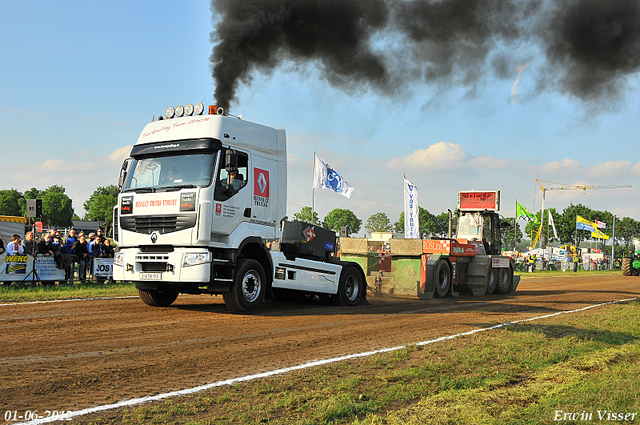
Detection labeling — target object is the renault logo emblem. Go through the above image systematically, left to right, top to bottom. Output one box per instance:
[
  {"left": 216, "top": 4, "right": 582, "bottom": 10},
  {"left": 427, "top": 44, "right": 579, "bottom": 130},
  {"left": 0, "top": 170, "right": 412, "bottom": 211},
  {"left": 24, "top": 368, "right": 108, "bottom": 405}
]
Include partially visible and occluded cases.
[{"left": 150, "top": 232, "right": 159, "bottom": 243}]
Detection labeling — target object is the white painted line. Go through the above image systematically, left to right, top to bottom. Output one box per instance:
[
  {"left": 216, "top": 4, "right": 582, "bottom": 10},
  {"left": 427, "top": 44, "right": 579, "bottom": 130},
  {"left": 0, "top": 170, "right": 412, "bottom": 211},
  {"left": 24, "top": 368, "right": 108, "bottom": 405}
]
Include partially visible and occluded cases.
[
  {"left": 0, "top": 296, "right": 138, "bottom": 307},
  {"left": 17, "top": 296, "right": 639, "bottom": 425}
]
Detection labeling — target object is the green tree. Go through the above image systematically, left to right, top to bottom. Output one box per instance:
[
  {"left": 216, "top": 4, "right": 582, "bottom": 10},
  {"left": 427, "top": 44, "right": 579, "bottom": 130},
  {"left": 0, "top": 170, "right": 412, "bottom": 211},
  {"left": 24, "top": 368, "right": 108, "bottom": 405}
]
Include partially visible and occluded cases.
[
  {"left": 84, "top": 185, "right": 119, "bottom": 215},
  {"left": 85, "top": 186, "right": 119, "bottom": 224},
  {"left": 0, "top": 189, "right": 23, "bottom": 216},
  {"left": 42, "top": 191, "right": 74, "bottom": 227},
  {"left": 88, "top": 194, "right": 117, "bottom": 225},
  {"left": 292, "top": 206, "right": 321, "bottom": 226},
  {"left": 394, "top": 207, "right": 439, "bottom": 237},
  {"left": 323, "top": 208, "right": 362, "bottom": 235},
  {"left": 365, "top": 212, "right": 392, "bottom": 234},
  {"left": 432, "top": 212, "right": 451, "bottom": 238},
  {"left": 616, "top": 216, "right": 640, "bottom": 253},
  {"left": 501, "top": 218, "right": 523, "bottom": 250}
]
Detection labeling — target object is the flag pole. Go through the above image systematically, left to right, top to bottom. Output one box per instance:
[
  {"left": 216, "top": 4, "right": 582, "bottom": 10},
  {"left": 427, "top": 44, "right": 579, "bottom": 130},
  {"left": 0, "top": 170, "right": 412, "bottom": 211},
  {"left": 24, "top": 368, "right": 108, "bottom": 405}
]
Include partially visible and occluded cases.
[
  {"left": 312, "top": 152, "right": 316, "bottom": 216},
  {"left": 514, "top": 199, "right": 517, "bottom": 251}
]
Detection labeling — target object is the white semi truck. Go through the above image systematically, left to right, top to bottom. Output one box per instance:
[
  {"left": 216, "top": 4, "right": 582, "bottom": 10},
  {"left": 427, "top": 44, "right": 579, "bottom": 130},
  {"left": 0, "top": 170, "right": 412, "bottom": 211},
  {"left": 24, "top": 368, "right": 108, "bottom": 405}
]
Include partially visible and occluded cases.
[{"left": 112, "top": 103, "right": 366, "bottom": 312}]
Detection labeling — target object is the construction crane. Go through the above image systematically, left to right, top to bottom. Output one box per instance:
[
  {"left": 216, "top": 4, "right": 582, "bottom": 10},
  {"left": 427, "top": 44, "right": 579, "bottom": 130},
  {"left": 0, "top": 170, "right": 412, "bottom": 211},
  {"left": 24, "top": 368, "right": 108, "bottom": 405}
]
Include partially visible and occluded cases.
[{"left": 533, "top": 179, "right": 632, "bottom": 248}]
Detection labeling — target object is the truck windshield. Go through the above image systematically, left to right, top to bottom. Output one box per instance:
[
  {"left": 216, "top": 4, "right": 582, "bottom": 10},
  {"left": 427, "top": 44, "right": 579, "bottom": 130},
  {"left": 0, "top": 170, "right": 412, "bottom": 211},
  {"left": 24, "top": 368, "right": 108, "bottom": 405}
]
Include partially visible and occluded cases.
[
  {"left": 122, "top": 153, "right": 217, "bottom": 192},
  {"left": 457, "top": 214, "right": 482, "bottom": 240}
]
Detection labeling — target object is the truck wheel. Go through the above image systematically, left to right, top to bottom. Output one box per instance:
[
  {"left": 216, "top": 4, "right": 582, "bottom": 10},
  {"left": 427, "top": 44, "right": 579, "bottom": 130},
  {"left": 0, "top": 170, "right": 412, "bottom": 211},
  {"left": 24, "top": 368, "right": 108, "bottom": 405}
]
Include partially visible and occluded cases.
[
  {"left": 224, "top": 258, "right": 266, "bottom": 313},
  {"left": 622, "top": 258, "right": 632, "bottom": 276},
  {"left": 434, "top": 260, "right": 451, "bottom": 297},
  {"left": 331, "top": 266, "right": 365, "bottom": 306},
  {"left": 496, "top": 266, "right": 513, "bottom": 294},
  {"left": 485, "top": 267, "right": 497, "bottom": 295},
  {"left": 138, "top": 287, "right": 178, "bottom": 307}
]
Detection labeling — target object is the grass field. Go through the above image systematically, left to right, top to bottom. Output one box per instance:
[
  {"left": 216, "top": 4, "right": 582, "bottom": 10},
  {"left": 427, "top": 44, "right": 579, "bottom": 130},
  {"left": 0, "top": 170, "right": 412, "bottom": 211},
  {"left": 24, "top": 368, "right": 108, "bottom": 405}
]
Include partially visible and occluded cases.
[{"left": 0, "top": 281, "right": 137, "bottom": 302}]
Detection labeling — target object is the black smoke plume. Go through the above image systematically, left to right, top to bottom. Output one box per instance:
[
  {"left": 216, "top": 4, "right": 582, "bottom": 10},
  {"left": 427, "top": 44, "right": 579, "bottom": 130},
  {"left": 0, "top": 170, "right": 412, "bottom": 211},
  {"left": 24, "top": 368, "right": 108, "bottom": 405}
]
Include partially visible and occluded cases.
[{"left": 210, "top": 0, "right": 640, "bottom": 110}]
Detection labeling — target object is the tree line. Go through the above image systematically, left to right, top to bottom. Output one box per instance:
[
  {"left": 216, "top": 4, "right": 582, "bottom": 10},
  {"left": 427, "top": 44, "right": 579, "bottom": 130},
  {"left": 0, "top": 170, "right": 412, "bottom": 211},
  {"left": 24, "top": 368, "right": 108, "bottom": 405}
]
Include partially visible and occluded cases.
[{"left": 0, "top": 185, "right": 118, "bottom": 227}]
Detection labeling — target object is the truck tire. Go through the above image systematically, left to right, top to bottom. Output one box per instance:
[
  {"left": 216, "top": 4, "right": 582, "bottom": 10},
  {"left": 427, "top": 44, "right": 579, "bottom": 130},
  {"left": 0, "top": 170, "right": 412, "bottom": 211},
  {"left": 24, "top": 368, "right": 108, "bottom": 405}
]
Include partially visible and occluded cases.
[
  {"left": 224, "top": 258, "right": 267, "bottom": 313},
  {"left": 622, "top": 258, "right": 632, "bottom": 276},
  {"left": 434, "top": 260, "right": 451, "bottom": 297},
  {"left": 496, "top": 265, "right": 513, "bottom": 294},
  {"left": 331, "top": 266, "right": 365, "bottom": 306},
  {"left": 485, "top": 266, "right": 497, "bottom": 295},
  {"left": 138, "top": 287, "right": 179, "bottom": 307}
]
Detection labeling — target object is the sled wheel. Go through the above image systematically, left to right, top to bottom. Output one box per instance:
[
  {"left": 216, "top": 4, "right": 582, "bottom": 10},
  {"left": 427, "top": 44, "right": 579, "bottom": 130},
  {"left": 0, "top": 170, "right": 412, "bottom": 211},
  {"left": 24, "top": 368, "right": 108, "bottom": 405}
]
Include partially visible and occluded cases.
[
  {"left": 434, "top": 260, "right": 451, "bottom": 298},
  {"left": 496, "top": 265, "right": 513, "bottom": 294},
  {"left": 485, "top": 266, "right": 497, "bottom": 295}
]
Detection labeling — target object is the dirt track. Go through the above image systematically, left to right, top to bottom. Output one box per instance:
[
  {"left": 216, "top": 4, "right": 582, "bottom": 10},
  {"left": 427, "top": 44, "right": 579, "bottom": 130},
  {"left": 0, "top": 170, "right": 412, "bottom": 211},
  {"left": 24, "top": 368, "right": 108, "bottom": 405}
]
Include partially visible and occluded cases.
[{"left": 1, "top": 275, "right": 639, "bottom": 417}]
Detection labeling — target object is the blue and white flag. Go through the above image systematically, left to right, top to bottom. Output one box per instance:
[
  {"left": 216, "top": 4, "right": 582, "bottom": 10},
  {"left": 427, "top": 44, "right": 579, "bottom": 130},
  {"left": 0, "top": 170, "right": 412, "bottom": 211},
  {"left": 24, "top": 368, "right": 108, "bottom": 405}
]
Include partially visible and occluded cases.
[
  {"left": 313, "top": 154, "right": 355, "bottom": 198},
  {"left": 404, "top": 177, "right": 420, "bottom": 239}
]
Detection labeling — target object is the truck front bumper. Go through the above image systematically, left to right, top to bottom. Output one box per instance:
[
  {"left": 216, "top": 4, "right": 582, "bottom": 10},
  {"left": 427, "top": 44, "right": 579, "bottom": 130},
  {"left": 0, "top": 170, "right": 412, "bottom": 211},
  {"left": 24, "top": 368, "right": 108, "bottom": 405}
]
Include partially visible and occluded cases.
[{"left": 113, "top": 248, "right": 211, "bottom": 283}]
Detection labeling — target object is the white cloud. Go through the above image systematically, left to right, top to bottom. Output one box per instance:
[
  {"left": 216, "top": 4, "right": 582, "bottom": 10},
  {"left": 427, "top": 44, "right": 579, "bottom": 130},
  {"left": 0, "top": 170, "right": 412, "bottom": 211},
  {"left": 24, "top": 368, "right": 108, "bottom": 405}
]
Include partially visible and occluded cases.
[
  {"left": 386, "top": 142, "right": 511, "bottom": 172},
  {"left": 107, "top": 145, "right": 132, "bottom": 163},
  {"left": 527, "top": 158, "right": 583, "bottom": 177},
  {"left": 585, "top": 160, "right": 636, "bottom": 179}
]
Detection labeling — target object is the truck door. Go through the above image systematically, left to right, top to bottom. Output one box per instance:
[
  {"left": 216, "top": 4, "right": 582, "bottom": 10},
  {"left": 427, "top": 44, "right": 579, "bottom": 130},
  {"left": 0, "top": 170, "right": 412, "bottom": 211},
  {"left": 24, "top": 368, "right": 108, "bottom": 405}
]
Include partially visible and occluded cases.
[
  {"left": 213, "top": 149, "right": 251, "bottom": 235},
  {"left": 249, "top": 155, "right": 277, "bottom": 229}
]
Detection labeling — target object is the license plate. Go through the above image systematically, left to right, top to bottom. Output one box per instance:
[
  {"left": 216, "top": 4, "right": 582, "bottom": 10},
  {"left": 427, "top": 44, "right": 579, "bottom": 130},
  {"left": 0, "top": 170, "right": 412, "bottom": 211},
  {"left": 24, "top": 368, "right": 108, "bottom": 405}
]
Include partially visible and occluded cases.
[{"left": 140, "top": 272, "right": 162, "bottom": 280}]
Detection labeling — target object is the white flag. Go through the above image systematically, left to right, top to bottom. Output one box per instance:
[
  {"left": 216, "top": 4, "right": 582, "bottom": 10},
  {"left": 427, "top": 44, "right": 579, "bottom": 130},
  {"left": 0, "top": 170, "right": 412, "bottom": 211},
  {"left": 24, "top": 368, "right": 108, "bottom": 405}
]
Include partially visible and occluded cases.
[
  {"left": 313, "top": 154, "right": 354, "bottom": 198},
  {"left": 404, "top": 177, "right": 420, "bottom": 239},
  {"left": 548, "top": 210, "right": 558, "bottom": 239}
]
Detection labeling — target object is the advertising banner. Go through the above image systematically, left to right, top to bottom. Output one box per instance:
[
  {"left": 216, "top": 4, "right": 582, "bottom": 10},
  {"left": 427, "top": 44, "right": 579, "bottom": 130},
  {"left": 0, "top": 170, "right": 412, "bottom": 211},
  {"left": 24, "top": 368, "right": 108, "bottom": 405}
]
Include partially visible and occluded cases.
[
  {"left": 0, "top": 253, "right": 65, "bottom": 282},
  {"left": 92, "top": 258, "right": 114, "bottom": 279}
]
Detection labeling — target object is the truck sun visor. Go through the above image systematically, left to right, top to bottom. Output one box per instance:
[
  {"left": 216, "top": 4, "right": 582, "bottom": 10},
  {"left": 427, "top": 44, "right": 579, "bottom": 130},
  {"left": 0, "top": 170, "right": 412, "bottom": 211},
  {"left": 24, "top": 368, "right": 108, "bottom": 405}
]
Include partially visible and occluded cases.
[{"left": 130, "top": 138, "right": 222, "bottom": 157}]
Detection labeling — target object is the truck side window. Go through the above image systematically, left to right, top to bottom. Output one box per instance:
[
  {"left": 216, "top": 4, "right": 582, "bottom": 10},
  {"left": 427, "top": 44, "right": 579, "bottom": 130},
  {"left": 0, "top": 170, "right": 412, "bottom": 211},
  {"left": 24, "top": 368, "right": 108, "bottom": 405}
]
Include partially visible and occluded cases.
[{"left": 215, "top": 150, "right": 248, "bottom": 201}]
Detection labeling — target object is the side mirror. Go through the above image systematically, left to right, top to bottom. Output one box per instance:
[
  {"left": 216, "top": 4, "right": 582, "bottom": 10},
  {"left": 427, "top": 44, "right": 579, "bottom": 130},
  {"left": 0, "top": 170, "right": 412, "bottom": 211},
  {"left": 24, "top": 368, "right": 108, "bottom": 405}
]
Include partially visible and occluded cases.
[
  {"left": 225, "top": 149, "right": 238, "bottom": 173},
  {"left": 118, "top": 158, "right": 132, "bottom": 192}
]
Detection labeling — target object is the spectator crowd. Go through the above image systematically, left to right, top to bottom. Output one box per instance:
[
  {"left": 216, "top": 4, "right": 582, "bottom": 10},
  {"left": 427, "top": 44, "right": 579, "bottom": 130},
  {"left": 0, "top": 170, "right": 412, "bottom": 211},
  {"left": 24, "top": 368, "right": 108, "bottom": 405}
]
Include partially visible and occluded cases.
[{"left": 2, "top": 226, "right": 114, "bottom": 283}]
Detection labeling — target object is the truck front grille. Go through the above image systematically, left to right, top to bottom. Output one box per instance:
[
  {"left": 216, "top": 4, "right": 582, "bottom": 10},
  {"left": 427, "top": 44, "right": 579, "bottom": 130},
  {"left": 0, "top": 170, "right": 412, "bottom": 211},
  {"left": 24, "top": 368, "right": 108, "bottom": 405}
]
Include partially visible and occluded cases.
[
  {"left": 120, "top": 214, "right": 197, "bottom": 235},
  {"left": 141, "top": 262, "right": 168, "bottom": 272}
]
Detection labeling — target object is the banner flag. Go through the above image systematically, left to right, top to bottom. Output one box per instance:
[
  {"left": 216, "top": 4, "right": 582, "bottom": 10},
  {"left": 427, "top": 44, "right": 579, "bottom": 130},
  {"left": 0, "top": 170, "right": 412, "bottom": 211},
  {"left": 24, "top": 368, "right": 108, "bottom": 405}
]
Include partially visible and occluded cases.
[
  {"left": 313, "top": 154, "right": 354, "bottom": 199},
  {"left": 404, "top": 177, "right": 420, "bottom": 239},
  {"left": 516, "top": 201, "right": 539, "bottom": 224},
  {"left": 548, "top": 211, "right": 559, "bottom": 239},
  {"left": 576, "top": 215, "right": 597, "bottom": 232},
  {"left": 596, "top": 220, "right": 607, "bottom": 229},
  {"left": 591, "top": 228, "right": 610, "bottom": 240}
]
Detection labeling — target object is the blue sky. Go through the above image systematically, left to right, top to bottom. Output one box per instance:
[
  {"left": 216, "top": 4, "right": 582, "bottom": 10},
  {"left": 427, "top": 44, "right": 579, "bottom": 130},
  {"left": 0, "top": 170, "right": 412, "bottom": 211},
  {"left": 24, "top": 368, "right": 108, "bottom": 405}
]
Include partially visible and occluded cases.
[{"left": 1, "top": 1, "right": 639, "bottom": 235}]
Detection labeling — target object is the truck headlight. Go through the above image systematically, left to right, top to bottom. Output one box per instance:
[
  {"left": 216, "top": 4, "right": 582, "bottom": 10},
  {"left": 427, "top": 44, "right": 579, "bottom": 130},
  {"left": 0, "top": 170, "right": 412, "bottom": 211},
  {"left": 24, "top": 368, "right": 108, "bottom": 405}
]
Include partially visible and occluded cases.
[
  {"left": 114, "top": 252, "right": 124, "bottom": 267},
  {"left": 182, "top": 252, "right": 212, "bottom": 267}
]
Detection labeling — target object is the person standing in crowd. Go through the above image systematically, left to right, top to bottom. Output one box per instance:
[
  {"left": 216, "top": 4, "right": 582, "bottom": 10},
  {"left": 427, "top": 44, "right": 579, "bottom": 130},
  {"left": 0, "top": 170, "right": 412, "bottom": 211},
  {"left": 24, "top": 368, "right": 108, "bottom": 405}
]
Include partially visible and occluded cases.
[
  {"left": 62, "top": 229, "right": 77, "bottom": 281},
  {"left": 63, "top": 229, "right": 77, "bottom": 254},
  {"left": 22, "top": 231, "right": 35, "bottom": 255},
  {"left": 37, "top": 233, "right": 53, "bottom": 256},
  {"left": 73, "top": 234, "right": 89, "bottom": 281},
  {"left": 6, "top": 235, "right": 24, "bottom": 255},
  {"left": 51, "top": 235, "right": 63, "bottom": 268},
  {"left": 87, "top": 235, "right": 102, "bottom": 279},
  {"left": 88, "top": 236, "right": 102, "bottom": 256},
  {"left": 0, "top": 237, "right": 5, "bottom": 255},
  {"left": 101, "top": 239, "right": 114, "bottom": 258}
]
